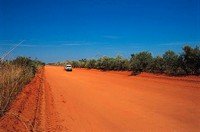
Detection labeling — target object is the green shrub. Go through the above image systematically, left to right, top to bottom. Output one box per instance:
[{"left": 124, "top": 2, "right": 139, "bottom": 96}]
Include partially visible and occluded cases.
[
  {"left": 52, "top": 45, "right": 200, "bottom": 76},
  {"left": 179, "top": 45, "right": 200, "bottom": 75},
  {"left": 162, "top": 50, "right": 185, "bottom": 75},
  {"left": 130, "top": 52, "right": 153, "bottom": 75},
  {"left": 12, "top": 56, "right": 45, "bottom": 74},
  {"left": 113, "top": 56, "right": 130, "bottom": 70},
  {"left": 150, "top": 56, "right": 165, "bottom": 73},
  {"left": 0, "top": 57, "right": 44, "bottom": 116},
  {"left": 96, "top": 57, "right": 112, "bottom": 70},
  {"left": 85, "top": 59, "right": 96, "bottom": 69},
  {"left": 71, "top": 61, "right": 80, "bottom": 68}
]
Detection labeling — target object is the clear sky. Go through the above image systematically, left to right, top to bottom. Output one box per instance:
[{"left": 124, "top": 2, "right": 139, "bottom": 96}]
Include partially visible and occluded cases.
[{"left": 0, "top": 0, "right": 200, "bottom": 62}]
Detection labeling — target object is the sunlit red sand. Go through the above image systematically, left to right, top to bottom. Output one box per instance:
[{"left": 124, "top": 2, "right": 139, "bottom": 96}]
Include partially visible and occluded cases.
[{"left": 1, "top": 66, "right": 199, "bottom": 131}]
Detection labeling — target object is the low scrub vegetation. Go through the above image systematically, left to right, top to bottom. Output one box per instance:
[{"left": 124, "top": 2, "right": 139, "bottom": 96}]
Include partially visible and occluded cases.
[
  {"left": 53, "top": 45, "right": 200, "bottom": 76},
  {"left": 0, "top": 57, "right": 44, "bottom": 116}
]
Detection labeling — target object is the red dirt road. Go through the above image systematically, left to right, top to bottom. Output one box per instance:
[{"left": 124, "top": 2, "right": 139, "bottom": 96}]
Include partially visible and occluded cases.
[{"left": 44, "top": 66, "right": 200, "bottom": 131}]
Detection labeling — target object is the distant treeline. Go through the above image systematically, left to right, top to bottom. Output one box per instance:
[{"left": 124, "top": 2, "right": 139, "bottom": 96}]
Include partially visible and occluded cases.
[{"left": 52, "top": 45, "right": 200, "bottom": 76}]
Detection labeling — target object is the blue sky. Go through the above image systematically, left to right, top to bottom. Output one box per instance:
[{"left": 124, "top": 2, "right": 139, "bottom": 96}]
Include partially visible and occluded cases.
[{"left": 0, "top": 0, "right": 199, "bottom": 62}]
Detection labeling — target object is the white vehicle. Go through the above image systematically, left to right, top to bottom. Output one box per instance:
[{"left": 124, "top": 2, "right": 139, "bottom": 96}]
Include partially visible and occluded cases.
[{"left": 65, "top": 64, "right": 72, "bottom": 71}]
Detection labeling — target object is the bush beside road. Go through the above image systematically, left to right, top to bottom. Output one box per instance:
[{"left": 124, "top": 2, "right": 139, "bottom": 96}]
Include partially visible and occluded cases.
[
  {"left": 53, "top": 45, "right": 200, "bottom": 76},
  {"left": 0, "top": 57, "right": 45, "bottom": 116}
]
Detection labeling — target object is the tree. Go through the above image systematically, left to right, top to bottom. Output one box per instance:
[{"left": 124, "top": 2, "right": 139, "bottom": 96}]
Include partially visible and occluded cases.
[
  {"left": 50, "top": 45, "right": 199, "bottom": 76},
  {"left": 179, "top": 45, "right": 200, "bottom": 75},
  {"left": 162, "top": 50, "right": 185, "bottom": 75},
  {"left": 130, "top": 52, "right": 153, "bottom": 75},
  {"left": 113, "top": 56, "right": 129, "bottom": 70},
  {"left": 150, "top": 56, "right": 165, "bottom": 73},
  {"left": 96, "top": 57, "right": 112, "bottom": 70},
  {"left": 79, "top": 59, "right": 87, "bottom": 68},
  {"left": 85, "top": 59, "right": 96, "bottom": 69},
  {"left": 71, "top": 61, "right": 80, "bottom": 68}
]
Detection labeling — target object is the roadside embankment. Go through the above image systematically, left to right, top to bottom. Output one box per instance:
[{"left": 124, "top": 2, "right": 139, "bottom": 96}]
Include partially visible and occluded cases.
[{"left": 0, "top": 69, "right": 44, "bottom": 131}]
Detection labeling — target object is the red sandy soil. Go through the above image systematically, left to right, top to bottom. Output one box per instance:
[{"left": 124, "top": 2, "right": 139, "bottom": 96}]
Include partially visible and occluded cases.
[
  {"left": 0, "top": 66, "right": 200, "bottom": 131},
  {"left": 0, "top": 69, "right": 44, "bottom": 132}
]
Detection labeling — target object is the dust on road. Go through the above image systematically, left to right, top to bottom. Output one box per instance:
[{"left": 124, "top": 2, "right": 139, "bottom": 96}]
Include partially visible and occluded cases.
[{"left": 44, "top": 66, "right": 200, "bottom": 131}]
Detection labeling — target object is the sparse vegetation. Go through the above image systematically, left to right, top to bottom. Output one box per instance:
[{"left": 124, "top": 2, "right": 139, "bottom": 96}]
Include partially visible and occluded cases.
[
  {"left": 52, "top": 45, "right": 200, "bottom": 76},
  {"left": 0, "top": 57, "right": 44, "bottom": 116}
]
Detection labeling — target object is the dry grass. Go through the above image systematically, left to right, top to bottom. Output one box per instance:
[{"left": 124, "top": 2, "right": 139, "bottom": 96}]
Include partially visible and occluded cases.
[{"left": 0, "top": 63, "right": 34, "bottom": 116}]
